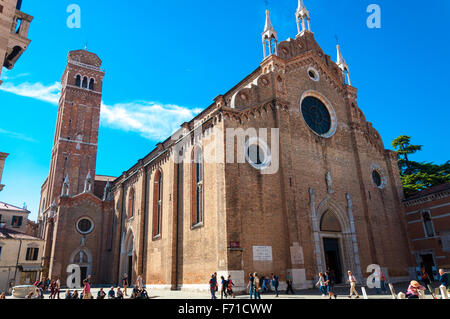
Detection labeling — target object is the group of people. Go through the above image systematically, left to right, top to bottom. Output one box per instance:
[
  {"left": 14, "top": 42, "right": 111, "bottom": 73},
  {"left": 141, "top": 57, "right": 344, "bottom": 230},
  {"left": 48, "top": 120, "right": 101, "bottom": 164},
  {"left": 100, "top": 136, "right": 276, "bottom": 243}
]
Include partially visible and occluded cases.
[
  {"left": 207, "top": 267, "right": 449, "bottom": 300},
  {"left": 404, "top": 268, "right": 449, "bottom": 299},
  {"left": 315, "top": 270, "right": 338, "bottom": 299},
  {"left": 246, "top": 272, "right": 294, "bottom": 299},
  {"left": 24, "top": 273, "right": 149, "bottom": 300},
  {"left": 209, "top": 273, "right": 235, "bottom": 299}
]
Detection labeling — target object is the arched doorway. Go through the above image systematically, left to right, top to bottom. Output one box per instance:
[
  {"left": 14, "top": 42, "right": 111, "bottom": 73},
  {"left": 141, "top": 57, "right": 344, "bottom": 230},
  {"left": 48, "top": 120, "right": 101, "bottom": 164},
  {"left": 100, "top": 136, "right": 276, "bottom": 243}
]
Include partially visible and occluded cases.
[
  {"left": 320, "top": 210, "right": 344, "bottom": 283},
  {"left": 125, "top": 231, "right": 134, "bottom": 285},
  {"left": 70, "top": 248, "right": 92, "bottom": 281}
]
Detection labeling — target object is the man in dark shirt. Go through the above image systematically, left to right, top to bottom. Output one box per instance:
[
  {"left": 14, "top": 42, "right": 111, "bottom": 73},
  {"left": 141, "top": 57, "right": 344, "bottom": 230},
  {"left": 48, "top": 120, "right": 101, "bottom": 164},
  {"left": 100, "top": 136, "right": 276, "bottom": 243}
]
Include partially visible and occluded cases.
[{"left": 439, "top": 269, "right": 449, "bottom": 288}]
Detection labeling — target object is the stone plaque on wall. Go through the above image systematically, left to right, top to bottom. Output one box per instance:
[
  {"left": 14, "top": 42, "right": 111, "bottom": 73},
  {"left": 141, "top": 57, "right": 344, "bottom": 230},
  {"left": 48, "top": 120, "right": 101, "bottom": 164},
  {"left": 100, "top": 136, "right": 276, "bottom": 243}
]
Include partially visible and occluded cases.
[
  {"left": 290, "top": 242, "right": 304, "bottom": 265},
  {"left": 252, "top": 246, "right": 273, "bottom": 261}
]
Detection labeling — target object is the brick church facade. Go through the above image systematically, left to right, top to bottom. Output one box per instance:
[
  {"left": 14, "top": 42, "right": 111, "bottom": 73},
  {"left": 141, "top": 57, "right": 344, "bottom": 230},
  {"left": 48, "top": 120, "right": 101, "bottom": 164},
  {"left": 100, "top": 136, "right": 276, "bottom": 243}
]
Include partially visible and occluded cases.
[{"left": 39, "top": 1, "right": 415, "bottom": 290}]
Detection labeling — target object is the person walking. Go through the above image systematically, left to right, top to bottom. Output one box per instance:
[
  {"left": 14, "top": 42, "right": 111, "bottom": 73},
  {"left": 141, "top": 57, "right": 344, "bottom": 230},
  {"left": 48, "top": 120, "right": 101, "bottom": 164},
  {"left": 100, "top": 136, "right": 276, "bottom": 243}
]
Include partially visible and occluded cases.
[
  {"left": 347, "top": 271, "right": 359, "bottom": 299},
  {"left": 213, "top": 272, "right": 218, "bottom": 293},
  {"left": 286, "top": 272, "right": 295, "bottom": 294},
  {"left": 324, "top": 272, "right": 337, "bottom": 299},
  {"left": 122, "top": 273, "right": 129, "bottom": 296},
  {"left": 247, "top": 273, "right": 255, "bottom": 299},
  {"left": 253, "top": 273, "right": 262, "bottom": 299},
  {"left": 271, "top": 273, "right": 279, "bottom": 297},
  {"left": 316, "top": 273, "right": 327, "bottom": 296},
  {"left": 209, "top": 274, "right": 217, "bottom": 300},
  {"left": 227, "top": 275, "right": 235, "bottom": 298},
  {"left": 220, "top": 276, "right": 228, "bottom": 299},
  {"left": 261, "top": 276, "right": 267, "bottom": 293},
  {"left": 55, "top": 277, "right": 61, "bottom": 299},
  {"left": 49, "top": 279, "right": 56, "bottom": 299},
  {"left": 82, "top": 279, "right": 92, "bottom": 299}
]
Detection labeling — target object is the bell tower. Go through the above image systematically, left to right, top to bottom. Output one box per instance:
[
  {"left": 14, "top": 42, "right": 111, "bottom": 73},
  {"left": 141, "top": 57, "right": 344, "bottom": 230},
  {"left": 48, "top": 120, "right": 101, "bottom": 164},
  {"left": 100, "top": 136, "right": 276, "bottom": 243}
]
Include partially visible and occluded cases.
[{"left": 43, "top": 49, "right": 105, "bottom": 210}]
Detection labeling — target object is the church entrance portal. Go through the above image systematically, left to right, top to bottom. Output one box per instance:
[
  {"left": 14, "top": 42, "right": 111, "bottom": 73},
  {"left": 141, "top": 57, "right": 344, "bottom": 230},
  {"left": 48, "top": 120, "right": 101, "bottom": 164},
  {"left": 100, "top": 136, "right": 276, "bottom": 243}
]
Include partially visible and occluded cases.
[{"left": 323, "top": 238, "right": 343, "bottom": 284}]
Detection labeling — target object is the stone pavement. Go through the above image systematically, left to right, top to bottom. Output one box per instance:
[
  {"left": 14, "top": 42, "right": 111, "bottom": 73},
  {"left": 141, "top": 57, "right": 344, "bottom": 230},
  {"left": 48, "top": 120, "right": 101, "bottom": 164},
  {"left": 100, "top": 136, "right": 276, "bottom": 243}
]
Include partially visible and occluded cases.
[{"left": 5, "top": 281, "right": 444, "bottom": 299}]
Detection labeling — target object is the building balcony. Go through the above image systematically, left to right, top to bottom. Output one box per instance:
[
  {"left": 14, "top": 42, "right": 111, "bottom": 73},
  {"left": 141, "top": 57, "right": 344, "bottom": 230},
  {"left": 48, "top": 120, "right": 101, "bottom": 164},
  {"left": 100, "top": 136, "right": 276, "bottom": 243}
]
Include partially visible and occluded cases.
[{"left": 3, "top": 9, "right": 33, "bottom": 70}]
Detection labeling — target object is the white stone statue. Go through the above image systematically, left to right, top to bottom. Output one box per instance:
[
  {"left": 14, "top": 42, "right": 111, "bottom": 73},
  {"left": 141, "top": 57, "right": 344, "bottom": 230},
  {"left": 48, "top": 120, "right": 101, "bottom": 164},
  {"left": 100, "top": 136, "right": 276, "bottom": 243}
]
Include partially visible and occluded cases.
[{"left": 326, "top": 172, "right": 334, "bottom": 194}]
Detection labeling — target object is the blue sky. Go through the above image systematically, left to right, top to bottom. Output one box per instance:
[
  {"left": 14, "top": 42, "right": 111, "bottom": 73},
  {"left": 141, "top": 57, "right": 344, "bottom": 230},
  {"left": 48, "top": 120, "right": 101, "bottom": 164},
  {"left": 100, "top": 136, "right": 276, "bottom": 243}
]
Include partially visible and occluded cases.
[{"left": 0, "top": 0, "right": 449, "bottom": 221}]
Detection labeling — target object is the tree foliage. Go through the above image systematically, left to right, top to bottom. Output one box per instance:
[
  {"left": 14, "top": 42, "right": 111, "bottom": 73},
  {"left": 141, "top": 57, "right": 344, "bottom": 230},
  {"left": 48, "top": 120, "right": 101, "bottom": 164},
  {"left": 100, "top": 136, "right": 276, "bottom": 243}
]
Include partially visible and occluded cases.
[{"left": 392, "top": 136, "right": 450, "bottom": 197}]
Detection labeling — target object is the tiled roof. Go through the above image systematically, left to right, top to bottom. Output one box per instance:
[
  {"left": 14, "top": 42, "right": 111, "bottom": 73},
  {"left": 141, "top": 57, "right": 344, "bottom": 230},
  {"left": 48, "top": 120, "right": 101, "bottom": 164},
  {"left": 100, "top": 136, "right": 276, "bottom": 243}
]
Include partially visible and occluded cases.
[
  {"left": 405, "top": 183, "right": 450, "bottom": 201},
  {"left": 0, "top": 201, "right": 30, "bottom": 213},
  {"left": 0, "top": 227, "right": 42, "bottom": 240}
]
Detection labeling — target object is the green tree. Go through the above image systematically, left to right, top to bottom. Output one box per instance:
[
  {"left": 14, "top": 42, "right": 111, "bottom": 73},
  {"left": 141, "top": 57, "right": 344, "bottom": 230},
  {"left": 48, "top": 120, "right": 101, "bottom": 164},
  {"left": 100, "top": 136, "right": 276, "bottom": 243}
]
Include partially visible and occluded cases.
[{"left": 392, "top": 136, "right": 450, "bottom": 197}]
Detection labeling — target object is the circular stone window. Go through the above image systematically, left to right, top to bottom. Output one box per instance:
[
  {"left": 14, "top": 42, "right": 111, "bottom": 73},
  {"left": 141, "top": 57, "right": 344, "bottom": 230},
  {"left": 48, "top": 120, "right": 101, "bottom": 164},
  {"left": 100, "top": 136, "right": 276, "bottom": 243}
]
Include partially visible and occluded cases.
[
  {"left": 307, "top": 67, "right": 320, "bottom": 82},
  {"left": 301, "top": 96, "right": 337, "bottom": 137},
  {"left": 245, "top": 138, "right": 271, "bottom": 170},
  {"left": 76, "top": 218, "right": 94, "bottom": 235}
]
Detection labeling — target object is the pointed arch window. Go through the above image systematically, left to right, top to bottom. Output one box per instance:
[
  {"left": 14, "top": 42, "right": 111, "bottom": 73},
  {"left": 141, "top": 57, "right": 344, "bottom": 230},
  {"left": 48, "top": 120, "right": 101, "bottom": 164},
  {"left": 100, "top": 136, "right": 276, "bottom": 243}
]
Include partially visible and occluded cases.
[
  {"left": 75, "top": 75, "right": 81, "bottom": 87},
  {"left": 82, "top": 76, "right": 88, "bottom": 89},
  {"left": 89, "top": 78, "right": 95, "bottom": 90},
  {"left": 191, "top": 147, "right": 204, "bottom": 227},
  {"left": 152, "top": 170, "right": 162, "bottom": 238},
  {"left": 128, "top": 188, "right": 135, "bottom": 219},
  {"left": 422, "top": 211, "right": 435, "bottom": 238}
]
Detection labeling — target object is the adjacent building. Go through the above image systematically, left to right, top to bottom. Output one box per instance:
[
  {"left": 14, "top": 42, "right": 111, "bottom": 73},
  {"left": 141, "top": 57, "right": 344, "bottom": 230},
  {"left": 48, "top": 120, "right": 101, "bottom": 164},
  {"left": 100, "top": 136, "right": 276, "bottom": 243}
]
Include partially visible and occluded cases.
[
  {"left": 0, "top": 0, "right": 33, "bottom": 85},
  {"left": 404, "top": 183, "right": 450, "bottom": 281},
  {"left": 0, "top": 201, "right": 44, "bottom": 294}
]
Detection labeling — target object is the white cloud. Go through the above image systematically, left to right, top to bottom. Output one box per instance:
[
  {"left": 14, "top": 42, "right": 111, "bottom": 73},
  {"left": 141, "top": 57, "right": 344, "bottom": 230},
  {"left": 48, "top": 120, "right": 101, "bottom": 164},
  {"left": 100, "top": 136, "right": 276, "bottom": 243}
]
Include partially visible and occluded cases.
[
  {"left": 0, "top": 81, "right": 201, "bottom": 141},
  {"left": 0, "top": 81, "right": 61, "bottom": 105},
  {"left": 101, "top": 101, "right": 202, "bottom": 140},
  {"left": 0, "top": 128, "right": 37, "bottom": 143}
]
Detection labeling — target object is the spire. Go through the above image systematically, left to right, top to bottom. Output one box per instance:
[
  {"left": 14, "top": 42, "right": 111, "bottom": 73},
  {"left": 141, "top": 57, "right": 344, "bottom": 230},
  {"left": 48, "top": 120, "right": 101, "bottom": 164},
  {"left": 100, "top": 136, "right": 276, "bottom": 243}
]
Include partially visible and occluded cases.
[
  {"left": 296, "top": 0, "right": 311, "bottom": 35},
  {"left": 262, "top": 9, "right": 278, "bottom": 59},
  {"left": 336, "top": 44, "right": 351, "bottom": 85}
]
